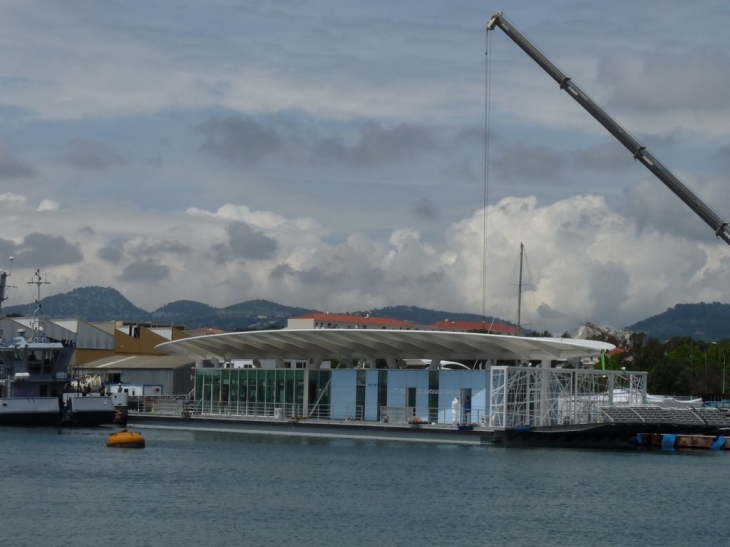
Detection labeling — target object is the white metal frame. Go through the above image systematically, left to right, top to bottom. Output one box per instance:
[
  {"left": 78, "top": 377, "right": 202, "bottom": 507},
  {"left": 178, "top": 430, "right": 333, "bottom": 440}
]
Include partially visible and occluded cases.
[{"left": 489, "top": 366, "right": 647, "bottom": 430}]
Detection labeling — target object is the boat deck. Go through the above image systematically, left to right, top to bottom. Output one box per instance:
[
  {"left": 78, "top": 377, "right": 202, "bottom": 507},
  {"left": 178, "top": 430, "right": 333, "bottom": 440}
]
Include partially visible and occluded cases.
[{"left": 127, "top": 412, "right": 491, "bottom": 445}]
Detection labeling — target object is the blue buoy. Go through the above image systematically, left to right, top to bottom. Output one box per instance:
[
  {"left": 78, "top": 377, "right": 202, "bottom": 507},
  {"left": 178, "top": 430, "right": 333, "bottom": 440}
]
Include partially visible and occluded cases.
[
  {"left": 661, "top": 434, "right": 677, "bottom": 451},
  {"left": 711, "top": 435, "right": 726, "bottom": 451}
]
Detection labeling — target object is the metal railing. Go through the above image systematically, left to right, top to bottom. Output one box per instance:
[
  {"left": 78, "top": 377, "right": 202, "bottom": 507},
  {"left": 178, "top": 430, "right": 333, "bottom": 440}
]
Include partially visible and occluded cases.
[
  {"left": 128, "top": 397, "right": 487, "bottom": 426},
  {"left": 176, "top": 401, "right": 364, "bottom": 421}
]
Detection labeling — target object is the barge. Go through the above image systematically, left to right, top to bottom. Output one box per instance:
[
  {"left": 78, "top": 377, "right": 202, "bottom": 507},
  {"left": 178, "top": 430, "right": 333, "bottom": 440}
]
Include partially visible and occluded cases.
[{"left": 124, "top": 328, "right": 730, "bottom": 449}]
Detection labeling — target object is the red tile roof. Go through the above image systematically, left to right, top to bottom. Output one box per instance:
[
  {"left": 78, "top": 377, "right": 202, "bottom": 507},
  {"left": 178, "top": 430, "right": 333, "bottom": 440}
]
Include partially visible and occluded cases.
[
  {"left": 428, "top": 320, "right": 520, "bottom": 335},
  {"left": 607, "top": 347, "right": 626, "bottom": 356}
]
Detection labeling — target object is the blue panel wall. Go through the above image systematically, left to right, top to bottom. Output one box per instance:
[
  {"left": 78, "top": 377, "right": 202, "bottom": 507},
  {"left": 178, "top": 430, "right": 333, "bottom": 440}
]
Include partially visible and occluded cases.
[
  {"left": 332, "top": 368, "right": 492, "bottom": 424},
  {"left": 331, "top": 370, "right": 357, "bottom": 419},
  {"left": 364, "top": 370, "right": 379, "bottom": 421},
  {"left": 387, "top": 370, "right": 407, "bottom": 407},
  {"left": 436, "top": 370, "right": 490, "bottom": 424},
  {"left": 411, "top": 371, "right": 430, "bottom": 420}
]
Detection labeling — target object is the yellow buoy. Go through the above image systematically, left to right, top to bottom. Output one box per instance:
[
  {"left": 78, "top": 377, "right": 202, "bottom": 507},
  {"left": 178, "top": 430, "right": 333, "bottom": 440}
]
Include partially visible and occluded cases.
[{"left": 106, "top": 429, "right": 145, "bottom": 449}]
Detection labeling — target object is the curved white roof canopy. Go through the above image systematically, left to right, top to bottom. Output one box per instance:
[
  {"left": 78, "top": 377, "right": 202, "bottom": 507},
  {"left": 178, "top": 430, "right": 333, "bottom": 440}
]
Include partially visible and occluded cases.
[{"left": 156, "top": 329, "right": 614, "bottom": 363}]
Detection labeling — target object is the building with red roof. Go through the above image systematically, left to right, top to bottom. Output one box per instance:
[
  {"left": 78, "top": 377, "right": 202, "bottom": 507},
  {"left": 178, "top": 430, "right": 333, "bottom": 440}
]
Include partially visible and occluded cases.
[{"left": 427, "top": 320, "right": 520, "bottom": 336}]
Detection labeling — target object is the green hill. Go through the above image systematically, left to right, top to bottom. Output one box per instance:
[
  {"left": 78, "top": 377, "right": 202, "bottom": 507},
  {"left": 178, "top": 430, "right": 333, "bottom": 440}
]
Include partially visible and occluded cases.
[
  {"left": 5, "top": 285, "right": 729, "bottom": 341},
  {"left": 2, "top": 286, "right": 151, "bottom": 322},
  {"left": 627, "top": 302, "right": 730, "bottom": 342}
]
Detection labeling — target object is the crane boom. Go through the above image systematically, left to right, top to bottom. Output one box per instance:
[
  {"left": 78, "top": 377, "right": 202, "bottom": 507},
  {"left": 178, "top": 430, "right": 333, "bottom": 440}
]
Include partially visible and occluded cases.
[{"left": 486, "top": 11, "right": 730, "bottom": 246}]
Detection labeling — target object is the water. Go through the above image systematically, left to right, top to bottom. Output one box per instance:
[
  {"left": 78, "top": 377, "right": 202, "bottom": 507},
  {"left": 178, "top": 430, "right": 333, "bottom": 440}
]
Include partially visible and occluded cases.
[{"left": 1, "top": 427, "right": 727, "bottom": 547}]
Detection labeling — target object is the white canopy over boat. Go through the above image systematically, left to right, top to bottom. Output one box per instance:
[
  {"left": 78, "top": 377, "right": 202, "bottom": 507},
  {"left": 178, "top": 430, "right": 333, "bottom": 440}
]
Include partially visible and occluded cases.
[{"left": 156, "top": 329, "right": 613, "bottom": 365}]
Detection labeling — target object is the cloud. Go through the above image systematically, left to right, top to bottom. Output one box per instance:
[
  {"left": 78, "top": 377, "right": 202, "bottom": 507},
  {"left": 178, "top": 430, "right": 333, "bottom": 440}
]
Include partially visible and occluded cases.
[
  {"left": 0, "top": 1, "right": 728, "bottom": 337},
  {"left": 599, "top": 49, "right": 730, "bottom": 114},
  {"left": 194, "top": 116, "right": 281, "bottom": 163},
  {"left": 193, "top": 117, "right": 441, "bottom": 169},
  {"left": 316, "top": 122, "right": 437, "bottom": 165},
  {"left": 63, "top": 137, "right": 123, "bottom": 170},
  {"left": 572, "top": 141, "right": 634, "bottom": 172},
  {"left": 0, "top": 142, "right": 33, "bottom": 179},
  {"left": 492, "top": 144, "right": 566, "bottom": 183},
  {"left": 711, "top": 144, "right": 730, "bottom": 172},
  {"left": 620, "top": 177, "right": 718, "bottom": 243},
  {"left": 0, "top": 193, "right": 28, "bottom": 209},
  {"left": 410, "top": 198, "right": 439, "bottom": 221},
  {"left": 37, "top": 200, "right": 60, "bottom": 212},
  {"left": 187, "top": 204, "right": 295, "bottom": 231},
  {"left": 213, "top": 222, "right": 278, "bottom": 263},
  {"left": 13, "top": 233, "right": 83, "bottom": 267},
  {"left": 0, "top": 238, "right": 18, "bottom": 261},
  {"left": 98, "top": 238, "right": 190, "bottom": 265},
  {"left": 129, "top": 240, "right": 190, "bottom": 258},
  {"left": 98, "top": 244, "right": 124, "bottom": 264},
  {"left": 116, "top": 259, "right": 170, "bottom": 283},
  {"left": 271, "top": 263, "right": 349, "bottom": 286},
  {"left": 537, "top": 303, "right": 566, "bottom": 320}
]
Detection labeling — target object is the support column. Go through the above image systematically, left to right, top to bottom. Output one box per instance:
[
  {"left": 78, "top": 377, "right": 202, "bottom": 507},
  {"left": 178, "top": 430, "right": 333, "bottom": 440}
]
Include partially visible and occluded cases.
[
  {"left": 274, "top": 356, "right": 285, "bottom": 369},
  {"left": 385, "top": 356, "right": 398, "bottom": 369},
  {"left": 309, "top": 357, "right": 323, "bottom": 370},
  {"left": 428, "top": 357, "right": 441, "bottom": 370},
  {"left": 540, "top": 359, "right": 551, "bottom": 426},
  {"left": 303, "top": 368, "right": 310, "bottom": 417},
  {"left": 608, "top": 372, "right": 614, "bottom": 405}
]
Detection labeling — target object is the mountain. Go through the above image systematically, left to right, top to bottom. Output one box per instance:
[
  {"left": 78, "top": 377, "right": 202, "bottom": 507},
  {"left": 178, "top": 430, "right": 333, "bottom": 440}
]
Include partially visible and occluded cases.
[
  {"left": 5, "top": 285, "right": 728, "bottom": 341},
  {"left": 2, "top": 286, "right": 152, "bottom": 322},
  {"left": 1, "top": 287, "right": 508, "bottom": 332},
  {"left": 2, "top": 287, "right": 317, "bottom": 331},
  {"left": 151, "top": 300, "right": 219, "bottom": 322},
  {"left": 211, "top": 300, "right": 316, "bottom": 330},
  {"left": 627, "top": 302, "right": 730, "bottom": 342}
]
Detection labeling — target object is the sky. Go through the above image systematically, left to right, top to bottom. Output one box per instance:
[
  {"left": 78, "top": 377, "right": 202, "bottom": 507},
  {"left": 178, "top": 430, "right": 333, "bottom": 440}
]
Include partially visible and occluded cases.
[{"left": 2, "top": 0, "right": 730, "bottom": 336}]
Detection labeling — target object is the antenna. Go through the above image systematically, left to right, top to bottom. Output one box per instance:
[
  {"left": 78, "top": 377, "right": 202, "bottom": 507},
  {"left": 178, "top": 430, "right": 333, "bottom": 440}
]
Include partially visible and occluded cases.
[{"left": 28, "top": 269, "right": 50, "bottom": 336}]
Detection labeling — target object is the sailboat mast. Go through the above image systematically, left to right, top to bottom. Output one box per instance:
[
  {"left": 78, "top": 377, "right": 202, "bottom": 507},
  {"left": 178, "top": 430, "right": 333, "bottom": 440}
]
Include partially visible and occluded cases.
[{"left": 517, "top": 242, "right": 523, "bottom": 337}]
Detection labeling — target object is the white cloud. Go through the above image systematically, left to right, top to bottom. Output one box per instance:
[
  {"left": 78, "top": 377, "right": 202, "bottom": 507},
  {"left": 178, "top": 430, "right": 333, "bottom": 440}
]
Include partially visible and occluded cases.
[
  {"left": 0, "top": 0, "right": 729, "bottom": 337},
  {"left": 0, "top": 193, "right": 27, "bottom": 208},
  {"left": 37, "top": 199, "right": 59, "bottom": 212}
]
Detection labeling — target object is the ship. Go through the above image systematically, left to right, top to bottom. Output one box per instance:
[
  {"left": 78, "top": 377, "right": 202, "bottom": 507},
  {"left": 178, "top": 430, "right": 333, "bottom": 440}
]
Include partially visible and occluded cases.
[{"left": 0, "top": 267, "right": 122, "bottom": 427}]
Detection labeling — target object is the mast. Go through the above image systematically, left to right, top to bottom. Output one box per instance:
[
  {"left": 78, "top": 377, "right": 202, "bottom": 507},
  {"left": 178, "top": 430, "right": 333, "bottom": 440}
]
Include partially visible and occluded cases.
[
  {"left": 0, "top": 257, "right": 13, "bottom": 316},
  {"left": 0, "top": 258, "right": 15, "bottom": 344},
  {"left": 28, "top": 269, "right": 50, "bottom": 338},
  {"left": 0, "top": 270, "right": 7, "bottom": 316}
]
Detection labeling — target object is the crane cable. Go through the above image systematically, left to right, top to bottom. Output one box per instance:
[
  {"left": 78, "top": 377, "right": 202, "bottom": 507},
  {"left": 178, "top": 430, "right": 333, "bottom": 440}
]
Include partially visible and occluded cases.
[{"left": 483, "top": 27, "right": 495, "bottom": 332}]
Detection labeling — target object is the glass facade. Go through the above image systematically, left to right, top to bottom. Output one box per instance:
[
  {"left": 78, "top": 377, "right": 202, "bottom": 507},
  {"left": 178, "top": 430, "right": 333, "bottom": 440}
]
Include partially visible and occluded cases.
[
  {"left": 193, "top": 368, "right": 487, "bottom": 424},
  {"left": 195, "top": 368, "right": 332, "bottom": 417}
]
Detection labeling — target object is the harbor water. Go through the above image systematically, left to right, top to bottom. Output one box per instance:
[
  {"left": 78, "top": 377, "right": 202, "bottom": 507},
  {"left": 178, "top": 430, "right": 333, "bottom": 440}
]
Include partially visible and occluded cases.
[{"left": 1, "top": 427, "right": 727, "bottom": 547}]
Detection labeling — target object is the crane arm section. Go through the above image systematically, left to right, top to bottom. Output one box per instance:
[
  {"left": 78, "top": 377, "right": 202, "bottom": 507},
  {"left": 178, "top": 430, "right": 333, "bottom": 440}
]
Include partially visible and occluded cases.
[{"left": 486, "top": 12, "right": 730, "bottom": 246}]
